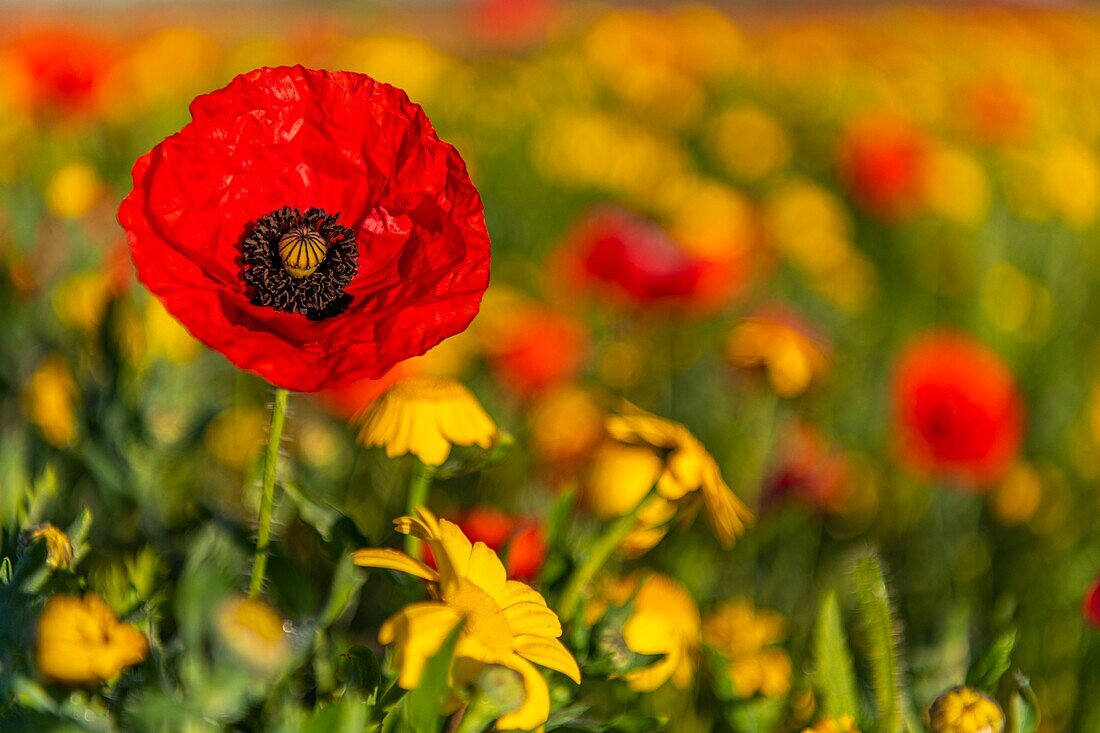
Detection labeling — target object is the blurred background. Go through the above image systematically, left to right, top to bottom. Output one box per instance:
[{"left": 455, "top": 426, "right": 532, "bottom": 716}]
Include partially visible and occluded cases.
[{"left": 3, "top": 1, "right": 1100, "bottom": 731}]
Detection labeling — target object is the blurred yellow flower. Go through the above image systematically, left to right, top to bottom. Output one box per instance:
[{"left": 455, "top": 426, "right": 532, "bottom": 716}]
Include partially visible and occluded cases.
[
  {"left": 669, "top": 4, "right": 745, "bottom": 79},
  {"left": 584, "top": 10, "right": 704, "bottom": 127},
  {"left": 120, "top": 28, "right": 221, "bottom": 113},
  {"left": 339, "top": 34, "right": 457, "bottom": 106},
  {"left": 706, "top": 105, "right": 791, "bottom": 183},
  {"left": 532, "top": 110, "right": 691, "bottom": 208},
  {"left": 1041, "top": 137, "right": 1100, "bottom": 229},
  {"left": 921, "top": 145, "right": 990, "bottom": 227},
  {"left": 45, "top": 162, "right": 102, "bottom": 219},
  {"left": 660, "top": 177, "right": 755, "bottom": 261},
  {"left": 763, "top": 179, "right": 853, "bottom": 275},
  {"left": 980, "top": 263, "right": 1053, "bottom": 340},
  {"left": 52, "top": 271, "right": 112, "bottom": 332},
  {"left": 727, "top": 314, "right": 828, "bottom": 398},
  {"left": 23, "top": 356, "right": 77, "bottom": 447},
  {"left": 356, "top": 377, "right": 497, "bottom": 467},
  {"left": 529, "top": 384, "right": 604, "bottom": 467},
  {"left": 602, "top": 405, "right": 754, "bottom": 547},
  {"left": 204, "top": 406, "right": 268, "bottom": 470},
  {"left": 583, "top": 441, "right": 676, "bottom": 555},
  {"left": 992, "top": 462, "right": 1043, "bottom": 526},
  {"left": 353, "top": 509, "right": 579, "bottom": 730},
  {"left": 25, "top": 523, "right": 74, "bottom": 570},
  {"left": 591, "top": 573, "right": 700, "bottom": 691},
  {"left": 36, "top": 594, "right": 147, "bottom": 685},
  {"left": 215, "top": 596, "right": 292, "bottom": 673},
  {"left": 704, "top": 601, "right": 791, "bottom": 699},
  {"left": 929, "top": 686, "right": 1005, "bottom": 733},
  {"left": 803, "top": 715, "right": 860, "bottom": 733}
]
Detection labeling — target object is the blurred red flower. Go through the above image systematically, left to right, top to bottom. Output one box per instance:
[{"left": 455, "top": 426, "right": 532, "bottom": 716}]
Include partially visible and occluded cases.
[
  {"left": 467, "top": 0, "right": 558, "bottom": 48},
  {"left": 8, "top": 29, "right": 117, "bottom": 117},
  {"left": 119, "top": 66, "right": 490, "bottom": 392},
  {"left": 956, "top": 76, "right": 1033, "bottom": 147},
  {"left": 839, "top": 115, "right": 928, "bottom": 221},
  {"left": 557, "top": 208, "right": 741, "bottom": 311},
  {"left": 487, "top": 307, "right": 588, "bottom": 398},
  {"left": 893, "top": 331, "right": 1024, "bottom": 485},
  {"left": 763, "top": 421, "right": 851, "bottom": 514},
  {"left": 425, "top": 507, "right": 547, "bottom": 582},
  {"left": 1084, "top": 578, "right": 1100, "bottom": 629}
]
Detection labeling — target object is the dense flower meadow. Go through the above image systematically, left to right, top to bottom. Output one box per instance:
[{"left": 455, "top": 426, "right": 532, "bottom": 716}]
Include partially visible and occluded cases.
[{"left": 3, "top": 3, "right": 1100, "bottom": 732}]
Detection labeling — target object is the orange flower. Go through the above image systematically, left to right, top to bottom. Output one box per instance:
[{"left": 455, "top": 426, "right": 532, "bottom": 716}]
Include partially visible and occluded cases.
[
  {"left": 485, "top": 306, "right": 588, "bottom": 398},
  {"left": 726, "top": 309, "right": 828, "bottom": 398},
  {"left": 893, "top": 331, "right": 1024, "bottom": 486}
]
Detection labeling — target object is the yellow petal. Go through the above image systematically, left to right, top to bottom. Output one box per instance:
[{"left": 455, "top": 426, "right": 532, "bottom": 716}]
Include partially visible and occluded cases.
[
  {"left": 466, "top": 541, "right": 507, "bottom": 598},
  {"left": 351, "top": 548, "right": 439, "bottom": 582},
  {"left": 498, "top": 581, "right": 549, "bottom": 610},
  {"left": 503, "top": 601, "right": 562, "bottom": 639},
  {"left": 379, "top": 602, "right": 460, "bottom": 689},
  {"left": 514, "top": 635, "right": 581, "bottom": 683},
  {"left": 495, "top": 654, "right": 551, "bottom": 731}
]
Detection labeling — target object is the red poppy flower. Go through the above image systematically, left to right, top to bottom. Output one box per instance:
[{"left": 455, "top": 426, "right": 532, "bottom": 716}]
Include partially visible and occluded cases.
[
  {"left": 8, "top": 29, "right": 117, "bottom": 117},
  {"left": 118, "top": 66, "right": 490, "bottom": 392},
  {"left": 838, "top": 115, "right": 927, "bottom": 221},
  {"left": 557, "top": 208, "right": 709, "bottom": 309},
  {"left": 486, "top": 307, "right": 588, "bottom": 398},
  {"left": 893, "top": 331, "right": 1024, "bottom": 485},
  {"left": 424, "top": 507, "right": 547, "bottom": 582},
  {"left": 1084, "top": 578, "right": 1100, "bottom": 629}
]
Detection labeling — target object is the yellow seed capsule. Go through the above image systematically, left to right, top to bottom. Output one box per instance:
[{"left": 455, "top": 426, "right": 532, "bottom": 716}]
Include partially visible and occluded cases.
[{"left": 277, "top": 228, "right": 327, "bottom": 278}]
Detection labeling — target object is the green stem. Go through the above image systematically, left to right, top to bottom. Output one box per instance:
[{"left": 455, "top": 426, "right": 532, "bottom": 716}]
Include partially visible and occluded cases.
[
  {"left": 248, "top": 388, "right": 289, "bottom": 599},
  {"left": 405, "top": 462, "right": 435, "bottom": 559},
  {"left": 559, "top": 488, "right": 657, "bottom": 622}
]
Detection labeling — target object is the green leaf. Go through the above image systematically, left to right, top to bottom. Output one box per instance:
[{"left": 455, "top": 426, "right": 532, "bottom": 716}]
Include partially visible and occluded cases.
[
  {"left": 283, "top": 480, "right": 343, "bottom": 543},
  {"left": 850, "top": 550, "right": 904, "bottom": 733},
  {"left": 318, "top": 553, "right": 365, "bottom": 629},
  {"left": 813, "top": 590, "right": 862, "bottom": 722},
  {"left": 400, "top": 620, "right": 464, "bottom": 733},
  {"left": 966, "top": 630, "right": 1017, "bottom": 693},
  {"left": 342, "top": 646, "right": 382, "bottom": 698},
  {"left": 302, "top": 695, "right": 372, "bottom": 733}
]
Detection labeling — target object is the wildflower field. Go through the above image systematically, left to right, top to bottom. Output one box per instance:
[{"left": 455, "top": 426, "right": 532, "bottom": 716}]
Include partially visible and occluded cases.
[{"left": 4, "top": 2, "right": 1100, "bottom": 732}]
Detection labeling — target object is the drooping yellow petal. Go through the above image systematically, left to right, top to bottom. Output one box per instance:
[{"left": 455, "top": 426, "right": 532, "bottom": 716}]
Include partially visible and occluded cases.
[
  {"left": 438, "top": 518, "right": 474, "bottom": 579},
  {"left": 351, "top": 548, "right": 439, "bottom": 582},
  {"left": 379, "top": 601, "right": 461, "bottom": 689},
  {"left": 514, "top": 634, "right": 581, "bottom": 683},
  {"left": 495, "top": 654, "right": 552, "bottom": 731}
]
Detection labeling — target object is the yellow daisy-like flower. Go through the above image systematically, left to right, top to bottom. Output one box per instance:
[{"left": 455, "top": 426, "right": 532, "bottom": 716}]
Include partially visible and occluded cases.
[
  {"left": 726, "top": 314, "right": 828, "bottom": 398},
  {"left": 357, "top": 378, "right": 497, "bottom": 467},
  {"left": 601, "top": 404, "right": 753, "bottom": 547},
  {"left": 352, "top": 509, "right": 580, "bottom": 731},
  {"left": 25, "top": 523, "right": 74, "bottom": 570},
  {"left": 589, "top": 573, "right": 700, "bottom": 692},
  {"left": 36, "top": 594, "right": 148, "bottom": 685},
  {"left": 703, "top": 600, "right": 792, "bottom": 699},
  {"left": 929, "top": 687, "right": 1005, "bottom": 733},
  {"left": 803, "top": 715, "right": 861, "bottom": 733}
]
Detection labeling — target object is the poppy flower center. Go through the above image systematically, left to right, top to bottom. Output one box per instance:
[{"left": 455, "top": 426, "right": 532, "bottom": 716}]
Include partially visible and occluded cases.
[{"left": 241, "top": 206, "right": 359, "bottom": 320}]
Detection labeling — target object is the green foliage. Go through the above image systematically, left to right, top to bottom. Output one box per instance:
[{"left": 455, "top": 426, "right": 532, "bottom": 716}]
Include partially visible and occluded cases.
[
  {"left": 850, "top": 551, "right": 905, "bottom": 733},
  {"left": 813, "top": 590, "right": 862, "bottom": 724}
]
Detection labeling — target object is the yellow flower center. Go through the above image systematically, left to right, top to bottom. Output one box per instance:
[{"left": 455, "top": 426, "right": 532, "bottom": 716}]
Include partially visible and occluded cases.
[
  {"left": 278, "top": 227, "right": 328, "bottom": 278},
  {"left": 446, "top": 578, "right": 514, "bottom": 658},
  {"left": 932, "top": 687, "right": 1005, "bottom": 733}
]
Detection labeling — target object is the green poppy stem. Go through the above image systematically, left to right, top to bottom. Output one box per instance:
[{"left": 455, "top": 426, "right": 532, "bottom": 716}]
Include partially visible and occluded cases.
[
  {"left": 248, "top": 387, "right": 289, "bottom": 599},
  {"left": 404, "top": 462, "right": 436, "bottom": 559},
  {"left": 558, "top": 486, "right": 657, "bottom": 622}
]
